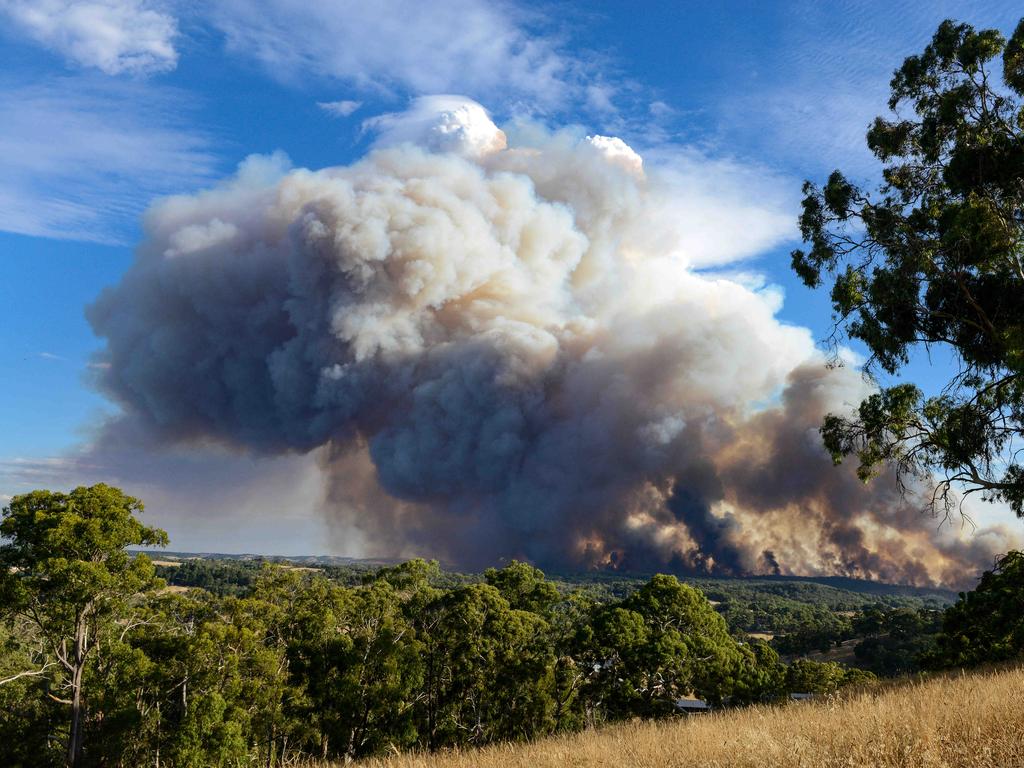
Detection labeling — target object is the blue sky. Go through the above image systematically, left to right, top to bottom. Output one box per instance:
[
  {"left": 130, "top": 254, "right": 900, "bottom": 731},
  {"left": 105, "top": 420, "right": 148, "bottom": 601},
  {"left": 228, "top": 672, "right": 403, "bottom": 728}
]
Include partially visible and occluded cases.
[{"left": 0, "top": 0, "right": 1021, "bottom": 553}]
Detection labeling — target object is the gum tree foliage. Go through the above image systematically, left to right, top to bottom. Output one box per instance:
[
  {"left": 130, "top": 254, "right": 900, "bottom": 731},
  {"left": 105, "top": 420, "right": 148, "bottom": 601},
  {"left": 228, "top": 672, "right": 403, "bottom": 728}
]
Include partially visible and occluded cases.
[
  {"left": 791, "top": 18, "right": 1024, "bottom": 516},
  {"left": 0, "top": 484, "right": 168, "bottom": 768},
  {"left": 1, "top": 488, "right": 877, "bottom": 765},
  {"left": 925, "top": 550, "right": 1024, "bottom": 668},
  {"left": 484, "top": 560, "right": 560, "bottom": 617},
  {"left": 266, "top": 569, "right": 426, "bottom": 762},
  {"left": 573, "top": 575, "right": 779, "bottom": 719},
  {"left": 418, "top": 582, "right": 558, "bottom": 748},
  {"left": 851, "top": 607, "right": 943, "bottom": 676},
  {"left": 784, "top": 659, "right": 874, "bottom": 694}
]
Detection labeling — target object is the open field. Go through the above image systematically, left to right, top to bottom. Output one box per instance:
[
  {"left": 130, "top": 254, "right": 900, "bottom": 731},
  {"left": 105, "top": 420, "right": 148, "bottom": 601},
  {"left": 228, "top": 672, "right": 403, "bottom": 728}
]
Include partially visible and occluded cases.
[
  {"left": 801, "top": 638, "right": 860, "bottom": 665},
  {"left": 348, "top": 666, "right": 1024, "bottom": 768}
]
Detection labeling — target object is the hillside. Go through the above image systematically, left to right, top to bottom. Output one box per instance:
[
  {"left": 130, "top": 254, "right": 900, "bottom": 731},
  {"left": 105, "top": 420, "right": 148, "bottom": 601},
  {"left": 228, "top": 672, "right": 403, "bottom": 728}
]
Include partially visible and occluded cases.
[
  {"left": 147, "top": 551, "right": 956, "bottom": 601},
  {"left": 147, "top": 552, "right": 954, "bottom": 590},
  {"left": 148, "top": 553, "right": 955, "bottom": 642},
  {"left": 351, "top": 666, "right": 1024, "bottom": 768}
]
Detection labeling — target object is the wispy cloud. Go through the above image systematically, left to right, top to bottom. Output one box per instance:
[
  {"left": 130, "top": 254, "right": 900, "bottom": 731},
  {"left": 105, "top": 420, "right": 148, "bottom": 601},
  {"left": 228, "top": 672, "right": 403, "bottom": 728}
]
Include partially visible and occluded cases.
[
  {"left": 1, "top": 0, "right": 179, "bottom": 76},
  {"left": 208, "top": 0, "right": 580, "bottom": 109},
  {"left": 708, "top": 1, "right": 1024, "bottom": 179},
  {"left": 0, "top": 76, "right": 217, "bottom": 242},
  {"left": 317, "top": 99, "right": 362, "bottom": 118},
  {"left": 0, "top": 456, "right": 93, "bottom": 484}
]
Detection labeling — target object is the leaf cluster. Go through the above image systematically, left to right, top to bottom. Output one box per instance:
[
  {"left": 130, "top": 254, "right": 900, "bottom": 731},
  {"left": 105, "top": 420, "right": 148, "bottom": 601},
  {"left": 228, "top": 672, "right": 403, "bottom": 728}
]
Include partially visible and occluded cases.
[{"left": 792, "top": 18, "right": 1024, "bottom": 516}]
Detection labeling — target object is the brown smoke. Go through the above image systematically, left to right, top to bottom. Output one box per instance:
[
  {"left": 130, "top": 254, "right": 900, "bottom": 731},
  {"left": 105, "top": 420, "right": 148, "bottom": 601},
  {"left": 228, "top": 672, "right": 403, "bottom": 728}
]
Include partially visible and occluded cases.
[{"left": 85, "top": 98, "right": 1018, "bottom": 588}]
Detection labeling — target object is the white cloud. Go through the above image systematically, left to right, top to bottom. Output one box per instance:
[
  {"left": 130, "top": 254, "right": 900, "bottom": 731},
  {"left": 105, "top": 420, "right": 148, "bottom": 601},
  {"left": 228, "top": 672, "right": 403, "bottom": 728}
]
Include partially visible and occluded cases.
[
  {"left": 1, "top": 0, "right": 178, "bottom": 75},
  {"left": 208, "top": 0, "right": 575, "bottom": 108},
  {"left": 0, "top": 77, "right": 216, "bottom": 242},
  {"left": 585, "top": 83, "right": 616, "bottom": 114},
  {"left": 366, "top": 95, "right": 507, "bottom": 158},
  {"left": 363, "top": 96, "right": 791, "bottom": 265},
  {"left": 318, "top": 99, "right": 363, "bottom": 118},
  {"left": 648, "top": 100, "right": 673, "bottom": 118},
  {"left": 585, "top": 135, "right": 643, "bottom": 176},
  {"left": 640, "top": 144, "right": 797, "bottom": 269}
]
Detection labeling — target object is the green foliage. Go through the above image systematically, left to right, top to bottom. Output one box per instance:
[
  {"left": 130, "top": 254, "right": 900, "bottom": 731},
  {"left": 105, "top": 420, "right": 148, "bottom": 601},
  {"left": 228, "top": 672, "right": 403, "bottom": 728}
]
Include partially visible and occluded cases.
[
  {"left": 791, "top": 17, "right": 1024, "bottom": 516},
  {"left": 0, "top": 484, "right": 168, "bottom": 767},
  {"left": 0, "top": 488, "right": 955, "bottom": 765},
  {"left": 925, "top": 550, "right": 1024, "bottom": 668},
  {"left": 157, "top": 558, "right": 261, "bottom": 596},
  {"left": 485, "top": 560, "right": 560, "bottom": 616},
  {"left": 572, "top": 575, "right": 785, "bottom": 718},
  {"left": 421, "top": 582, "right": 557, "bottom": 747},
  {"left": 851, "top": 607, "right": 943, "bottom": 676},
  {"left": 771, "top": 619, "right": 853, "bottom": 656},
  {"left": 0, "top": 623, "right": 59, "bottom": 767},
  {"left": 733, "top": 641, "right": 786, "bottom": 703},
  {"left": 785, "top": 659, "right": 874, "bottom": 694}
]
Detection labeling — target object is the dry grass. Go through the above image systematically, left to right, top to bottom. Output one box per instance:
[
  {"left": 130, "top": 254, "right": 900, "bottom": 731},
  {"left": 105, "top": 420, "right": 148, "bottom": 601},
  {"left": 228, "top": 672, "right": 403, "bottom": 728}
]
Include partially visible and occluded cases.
[
  {"left": 802, "top": 638, "right": 859, "bottom": 665},
  {"left": 347, "top": 665, "right": 1024, "bottom": 768}
]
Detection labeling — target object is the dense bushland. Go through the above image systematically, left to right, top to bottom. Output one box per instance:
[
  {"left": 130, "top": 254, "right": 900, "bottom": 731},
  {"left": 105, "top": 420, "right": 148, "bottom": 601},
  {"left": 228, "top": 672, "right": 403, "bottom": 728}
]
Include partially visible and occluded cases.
[
  {"left": 1, "top": 485, "right": 878, "bottom": 767},
  {"left": 1, "top": 485, "right": 1017, "bottom": 766},
  {"left": 0, "top": 487, "right": 1015, "bottom": 768}
]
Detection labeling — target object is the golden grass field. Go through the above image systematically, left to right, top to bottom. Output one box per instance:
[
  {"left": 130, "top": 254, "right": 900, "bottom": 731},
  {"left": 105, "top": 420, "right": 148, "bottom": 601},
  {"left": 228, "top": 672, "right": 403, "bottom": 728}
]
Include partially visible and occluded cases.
[{"left": 347, "top": 665, "right": 1024, "bottom": 768}]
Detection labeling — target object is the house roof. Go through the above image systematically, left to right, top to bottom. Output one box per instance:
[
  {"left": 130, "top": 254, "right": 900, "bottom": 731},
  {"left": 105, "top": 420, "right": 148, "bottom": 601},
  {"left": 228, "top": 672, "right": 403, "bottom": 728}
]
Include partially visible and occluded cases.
[{"left": 675, "top": 698, "right": 710, "bottom": 710}]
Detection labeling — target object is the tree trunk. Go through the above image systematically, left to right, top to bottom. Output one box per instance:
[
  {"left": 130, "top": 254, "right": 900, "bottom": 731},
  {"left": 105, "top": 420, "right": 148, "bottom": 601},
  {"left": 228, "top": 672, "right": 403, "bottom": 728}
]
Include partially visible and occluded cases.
[
  {"left": 66, "top": 619, "right": 88, "bottom": 768},
  {"left": 66, "top": 665, "right": 83, "bottom": 767},
  {"left": 266, "top": 722, "right": 276, "bottom": 768},
  {"left": 345, "top": 723, "right": 358, "bottom": 764}
]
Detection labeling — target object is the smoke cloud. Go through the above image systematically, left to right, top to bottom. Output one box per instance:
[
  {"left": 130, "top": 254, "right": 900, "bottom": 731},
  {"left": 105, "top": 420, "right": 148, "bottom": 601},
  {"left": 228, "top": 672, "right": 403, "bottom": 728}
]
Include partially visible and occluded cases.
[{"left": 87, "top": 97, "right": 1018, "bottom": 588}]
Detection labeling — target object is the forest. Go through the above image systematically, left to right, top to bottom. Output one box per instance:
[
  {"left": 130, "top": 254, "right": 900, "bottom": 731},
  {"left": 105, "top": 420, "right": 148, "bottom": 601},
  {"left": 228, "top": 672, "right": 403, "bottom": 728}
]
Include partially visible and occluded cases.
[{"left": 2, "top": 485, "right": 1022, "bottom": 767}]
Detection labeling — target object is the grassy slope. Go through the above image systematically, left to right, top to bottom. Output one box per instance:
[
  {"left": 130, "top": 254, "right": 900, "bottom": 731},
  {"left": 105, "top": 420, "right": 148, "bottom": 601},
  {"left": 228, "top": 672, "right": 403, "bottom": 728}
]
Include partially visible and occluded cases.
[{"left": 351, "top": 666, "right": 1024, "bottom": 768}]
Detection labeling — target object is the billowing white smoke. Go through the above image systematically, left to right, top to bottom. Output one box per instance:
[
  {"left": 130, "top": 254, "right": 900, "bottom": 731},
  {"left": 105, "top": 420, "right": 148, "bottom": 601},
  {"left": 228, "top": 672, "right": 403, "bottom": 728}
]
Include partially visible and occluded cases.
[
  {"left": 366, "top": 95, "right": 508, "bottom": 158},
  {"left": 89, "top": 97, "right": 1017, "bottom": 587}
]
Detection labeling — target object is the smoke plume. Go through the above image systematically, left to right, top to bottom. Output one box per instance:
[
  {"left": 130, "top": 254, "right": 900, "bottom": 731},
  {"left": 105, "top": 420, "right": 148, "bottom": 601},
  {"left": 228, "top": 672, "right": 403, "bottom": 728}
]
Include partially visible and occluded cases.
[{"left": 87, "top": 97, "right": 1018, "bottom": 587}]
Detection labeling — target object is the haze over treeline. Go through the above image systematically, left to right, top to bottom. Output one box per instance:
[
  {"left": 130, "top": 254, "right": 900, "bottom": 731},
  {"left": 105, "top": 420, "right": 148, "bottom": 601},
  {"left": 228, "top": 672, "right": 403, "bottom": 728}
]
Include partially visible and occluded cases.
[{"left": 78, "top": 98, "right": 1012, "bottom": 588}]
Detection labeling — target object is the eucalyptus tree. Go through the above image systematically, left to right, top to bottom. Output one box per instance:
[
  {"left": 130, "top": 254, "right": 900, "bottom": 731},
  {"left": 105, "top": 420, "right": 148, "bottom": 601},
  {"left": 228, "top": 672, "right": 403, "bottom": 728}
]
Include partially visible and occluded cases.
[
  {"left": 792, "top": 18, "right": 1024, "bottom": 516},
  {"left": 0, "top": 484, "right": 167, "bottom": 767},
  {"left": 926, "top": 550, "right": 1024, "bottom": 668}
]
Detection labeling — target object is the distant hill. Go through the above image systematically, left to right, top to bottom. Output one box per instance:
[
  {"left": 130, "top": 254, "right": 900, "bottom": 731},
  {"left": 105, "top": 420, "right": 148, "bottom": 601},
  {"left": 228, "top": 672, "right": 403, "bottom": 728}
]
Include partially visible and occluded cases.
[
  {"left": 136, "top": 550, "right": 407, "bottom": 567},
  {"left": 138, "top": 550, "right": 957, "bottom": 609},
  {"left": 543, "top": 567, "right": 957, "bottom": 604},
  {"left": 755, "top": 573, "right": 958, "bottom": 601}
]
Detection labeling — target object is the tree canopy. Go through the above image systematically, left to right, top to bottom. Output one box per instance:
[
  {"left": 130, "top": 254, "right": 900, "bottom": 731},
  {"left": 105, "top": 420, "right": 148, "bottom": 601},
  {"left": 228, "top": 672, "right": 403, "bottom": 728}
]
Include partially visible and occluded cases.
[
  {"left": 791, "top": 18, "right": 1024, "bottom": 517},
  {"left": 0, "top": 484, "right": 168, "bottom": 767},
  {"left": 2, "top": 487, "right": 884, "bottom": 766},
  {"left": 925, "top": 550, "right": 1024, "bottom": 668}
]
